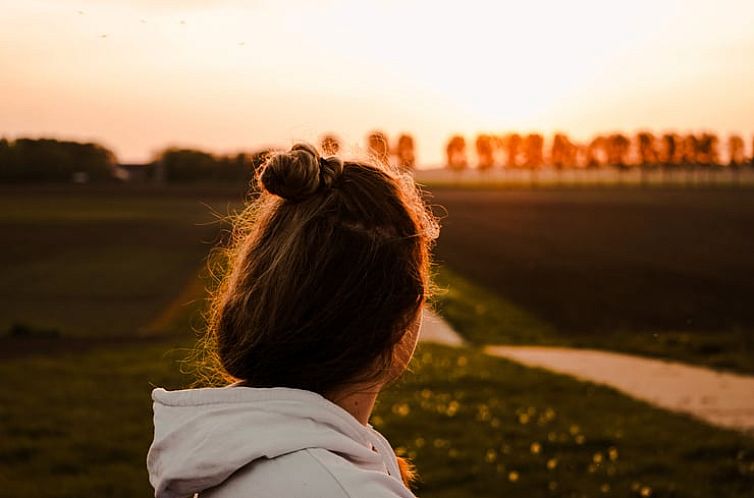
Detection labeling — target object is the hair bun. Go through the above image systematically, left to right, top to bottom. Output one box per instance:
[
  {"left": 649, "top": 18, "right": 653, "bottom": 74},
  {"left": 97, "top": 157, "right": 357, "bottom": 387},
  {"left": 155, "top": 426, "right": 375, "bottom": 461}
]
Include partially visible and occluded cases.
[
  {"left": 260, "top": 143, "right": 326, "bottom": 202},
  {"left": 318, "top": 155, "right": 344, "bottom": 189}
]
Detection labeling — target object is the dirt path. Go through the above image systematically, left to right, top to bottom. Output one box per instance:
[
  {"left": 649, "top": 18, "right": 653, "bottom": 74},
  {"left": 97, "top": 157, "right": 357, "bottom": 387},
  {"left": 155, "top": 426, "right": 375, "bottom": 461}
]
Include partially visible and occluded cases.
[
  {"left": 420, "top": 308, "right": 465, "bottom": 347},
  {"left": 420, "top": 309, "right": 754, "bottom": 433},
  {"left": 487, "top": 346, "right": 754, "bottom": 433}
]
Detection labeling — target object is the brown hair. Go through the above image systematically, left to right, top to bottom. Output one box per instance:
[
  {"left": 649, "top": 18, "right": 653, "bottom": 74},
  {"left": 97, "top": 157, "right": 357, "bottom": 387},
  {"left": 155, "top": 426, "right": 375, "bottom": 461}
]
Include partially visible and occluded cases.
[{"left": 203, "top": 142, "right": 438, "bottom": 395}]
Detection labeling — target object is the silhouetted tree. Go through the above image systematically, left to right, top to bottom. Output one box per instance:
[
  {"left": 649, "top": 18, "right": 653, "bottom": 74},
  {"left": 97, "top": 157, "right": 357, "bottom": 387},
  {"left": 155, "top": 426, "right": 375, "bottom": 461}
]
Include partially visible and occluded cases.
[
  {"left": 367, "top": 131, "right": 389, "bottom": 164},
  {"left": 636, "top": 132, "right": 658, "bottom": 167},
  {"left": 636, "top": 132, "right": 658, "bottom": 185},
  {"left": 395, "top": 133, "right": 416, "bottom": 170},
  {"left": 504, "top": 133, "right": 522, "bottom": 168},
  {"left": 551, "top": 133, "right": 577, "bottom": 169},
  {"left": 660, "top": 133, "right": 681, "bottom": 166},
  {"left": 696, "top": 133, "right": 720, "bottom": 166},
  {"left": 320, "top": 134, "right": 341, "bottom": 156},
  {"left": 475, "top": 134, "right": 495, "bottom": 170},
  {"left": 523, "top": 134, "right": 545, "bottom": 168},
  {"left": 606, "top": 134, "right": 631, "bottom": 168},
  {"left": 681, "top": 134, "right": 699, "bottom": 166},
  {"left": 446, "top": 135, "right": 468, "bottom": 170},
  {"left": 491, "top": 135, "right": 506, "bottom": 166},
  {"left": 728, "top": 135, "right": 745, "bottom": 166},
  {"left": 584, "top": 136, "right": 608, "bottom": 168},
  {"left": 0, "top": 138, "right": 115, "bottom": 183},
  {"left": 0, "top": 138, "right": 10, "bottom": 172},
  {"left": 573, "top": 144, "right": 590, "bottom": 168},
  {"left": 157, "top": 148, "right": 253, "bottom": 183},
  {"left": 160, "top": 148, "right": 217, "bottom": 182},
  {"left": 221, "top": 152, "right": 255, "bottom": 182}
]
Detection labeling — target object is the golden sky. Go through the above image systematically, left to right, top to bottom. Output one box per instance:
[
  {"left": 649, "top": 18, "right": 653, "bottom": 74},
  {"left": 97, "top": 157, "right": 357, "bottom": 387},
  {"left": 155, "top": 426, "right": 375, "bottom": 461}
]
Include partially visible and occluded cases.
[{"left": 2, "top": 0, "right": 753, "bottom": 165}]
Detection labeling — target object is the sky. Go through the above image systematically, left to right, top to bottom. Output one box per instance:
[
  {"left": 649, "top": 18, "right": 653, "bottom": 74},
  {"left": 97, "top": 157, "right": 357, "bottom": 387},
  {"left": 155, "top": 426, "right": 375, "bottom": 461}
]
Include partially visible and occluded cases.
[{"left": 1, "top": 0, "right": 753, "bottom": 166}]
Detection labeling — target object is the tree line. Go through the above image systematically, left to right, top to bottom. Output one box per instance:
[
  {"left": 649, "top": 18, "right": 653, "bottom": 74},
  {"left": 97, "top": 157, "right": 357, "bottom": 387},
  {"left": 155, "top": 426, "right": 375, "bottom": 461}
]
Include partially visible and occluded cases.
[
  {"left": 0, "top": 131, "right": 416, "bottom": 184},
  {"left": 3, "top": 132, "right": 753, "bottom": 184},
  {"left": 154, "top": 132, "right": 416, "bottom": 183},
  {"left": 320, "top": 132, "right": 416, "bottom": 170},
  {"left": 445, "top": 132, "right": 754, "bottom": 170},
  {"left": 0, "top": 134, "right": 408, "bottom": 184},
  {"left": 0, "top": 138, "right": 116, "bottom": 183},
  {"left": 0, "top": 138, "right": 273, "bottom": 184},
  {"left": 155, "top": 147, "right": 271, "bottom": 183}
]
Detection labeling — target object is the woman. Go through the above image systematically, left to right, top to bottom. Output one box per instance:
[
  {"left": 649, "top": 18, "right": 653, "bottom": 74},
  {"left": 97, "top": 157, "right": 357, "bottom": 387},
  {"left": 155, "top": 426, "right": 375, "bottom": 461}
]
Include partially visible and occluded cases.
[{"left": 147, "top": 142, "right": 439, "bottom": 497}]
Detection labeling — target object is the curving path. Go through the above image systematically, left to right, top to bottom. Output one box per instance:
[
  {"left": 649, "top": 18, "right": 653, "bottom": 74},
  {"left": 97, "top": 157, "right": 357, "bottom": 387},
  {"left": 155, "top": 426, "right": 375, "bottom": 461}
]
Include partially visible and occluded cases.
[
  {"left": 419, "top": 307, "right": 465, "bottom": 347},
  {"left": 420, "top": 308, "right": 754, "bottom": 434}
]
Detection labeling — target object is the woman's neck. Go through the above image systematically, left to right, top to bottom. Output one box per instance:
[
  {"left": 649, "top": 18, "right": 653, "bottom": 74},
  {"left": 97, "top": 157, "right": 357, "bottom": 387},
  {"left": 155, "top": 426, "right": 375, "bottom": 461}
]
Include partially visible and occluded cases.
[{"left": 327, "top": 383, "right": 382, "bottom": 426}]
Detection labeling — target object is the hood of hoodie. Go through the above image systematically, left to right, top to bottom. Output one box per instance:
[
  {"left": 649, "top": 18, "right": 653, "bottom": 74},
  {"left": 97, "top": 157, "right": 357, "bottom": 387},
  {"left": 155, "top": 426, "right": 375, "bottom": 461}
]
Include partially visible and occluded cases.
[{"left": 147, "top": 385, "right": 397, "bottom": 498}]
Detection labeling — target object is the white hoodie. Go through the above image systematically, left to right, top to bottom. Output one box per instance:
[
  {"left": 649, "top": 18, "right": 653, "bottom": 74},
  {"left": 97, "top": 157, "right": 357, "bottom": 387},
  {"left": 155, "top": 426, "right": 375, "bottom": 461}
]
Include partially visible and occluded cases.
[{"left": 147, "top": 385, "right": 417, "bottom": 498}]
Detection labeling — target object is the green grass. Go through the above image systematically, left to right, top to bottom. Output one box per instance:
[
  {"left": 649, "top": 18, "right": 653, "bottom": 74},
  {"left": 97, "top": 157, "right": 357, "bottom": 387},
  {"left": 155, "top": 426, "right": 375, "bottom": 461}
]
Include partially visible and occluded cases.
[
  {"left": 2, "top": 185, "right": 753, "bottom": 497},
  {"left": 0, "top": 188, "right": 242, "bottom": 337},
  {"left": 429, "top": 266, "right": 559, "bottom": 346},
  {"left": 433, "top": 266, "right": 754, "bottom": 374},
  {"left": 0, "top": 338, "right": 194, "bottom": 498},
  {"left": 3, "top": 338, "right": 752, "bottom": 498},
  {"left": 377, "top": 343, "right": 754, "bottom": 498}
]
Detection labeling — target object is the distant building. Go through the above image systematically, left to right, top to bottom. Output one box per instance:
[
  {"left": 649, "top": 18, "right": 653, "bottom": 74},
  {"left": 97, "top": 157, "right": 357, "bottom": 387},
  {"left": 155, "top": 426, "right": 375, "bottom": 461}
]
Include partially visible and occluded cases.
[{"left": 115, "top": 163, "right": 156, "bottom": 183}]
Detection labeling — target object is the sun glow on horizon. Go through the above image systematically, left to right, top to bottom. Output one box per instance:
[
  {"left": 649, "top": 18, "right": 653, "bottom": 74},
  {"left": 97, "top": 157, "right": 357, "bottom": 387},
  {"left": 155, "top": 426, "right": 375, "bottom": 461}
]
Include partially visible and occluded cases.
[{"left": 2, "top": 0, "right": 753, "bottom": 165}]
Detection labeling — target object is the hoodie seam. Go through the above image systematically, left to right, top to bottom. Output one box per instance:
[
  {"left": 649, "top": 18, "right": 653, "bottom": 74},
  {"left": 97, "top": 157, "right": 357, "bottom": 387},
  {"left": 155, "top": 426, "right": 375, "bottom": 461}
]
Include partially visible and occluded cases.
[
  {"left": 152, "top": 388, "right": 373, "bottom": 446},
  {"left": 304, "top": 448, "right": 353, "bottom": 498}
]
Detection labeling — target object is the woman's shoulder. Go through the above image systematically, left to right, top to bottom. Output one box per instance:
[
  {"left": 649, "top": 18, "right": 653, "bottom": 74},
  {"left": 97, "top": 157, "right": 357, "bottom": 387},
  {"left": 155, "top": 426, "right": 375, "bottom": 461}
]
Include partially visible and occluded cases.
[{"left": 201, "top": 447, "right": 416, "bottom": 498}]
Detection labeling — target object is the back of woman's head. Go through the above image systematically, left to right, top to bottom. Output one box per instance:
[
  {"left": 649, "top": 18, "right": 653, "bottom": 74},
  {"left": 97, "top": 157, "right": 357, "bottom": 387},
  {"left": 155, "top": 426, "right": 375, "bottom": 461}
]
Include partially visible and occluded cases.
[{"left": 205, "top": 142, "right": 439, "bottom": 395}]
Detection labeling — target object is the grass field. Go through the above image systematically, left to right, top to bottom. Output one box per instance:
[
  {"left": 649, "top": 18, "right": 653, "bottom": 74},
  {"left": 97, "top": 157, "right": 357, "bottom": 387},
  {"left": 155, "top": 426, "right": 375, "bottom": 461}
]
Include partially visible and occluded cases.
[
  {"left": 414, "top": 166, "right": 754, "bottom": 190},
  {"left": 2, "top": 185, "right": 753, "bottom": 497},
  {"left": 0, "top": 186, "right": 244, "bottom": 338},
  {"left": 427, "top": 188, "right": 754, "bottom": 372},
  {"left": 432, "top": 267, "right": 754, "bottom": 374},
  {"left": 3, "top": 337, "right": 753, "bottom": 498},
  {"left": 0, "top": 338, "right": 193, "bottom": 497},
  {"left": 378, "top": 344, "right": 754, "bottom": 498}
]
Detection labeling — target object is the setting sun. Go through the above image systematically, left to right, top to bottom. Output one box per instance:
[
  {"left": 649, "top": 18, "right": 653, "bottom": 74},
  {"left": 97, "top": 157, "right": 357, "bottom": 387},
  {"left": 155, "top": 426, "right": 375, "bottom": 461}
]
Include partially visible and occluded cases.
[{"left": 2, "top": 0, "right": 754, "bottom": 164}]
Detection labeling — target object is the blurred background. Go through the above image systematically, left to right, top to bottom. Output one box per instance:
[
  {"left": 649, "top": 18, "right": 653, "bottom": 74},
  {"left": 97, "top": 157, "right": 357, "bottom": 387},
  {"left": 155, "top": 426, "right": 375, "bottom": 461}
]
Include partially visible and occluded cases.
[{"left": 1, "top": 1, "right": 753, "bottom": 497}]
